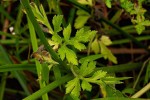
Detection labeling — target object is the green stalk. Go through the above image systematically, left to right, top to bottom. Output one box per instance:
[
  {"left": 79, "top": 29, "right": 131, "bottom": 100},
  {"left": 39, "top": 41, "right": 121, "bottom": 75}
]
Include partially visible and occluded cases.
[
  {"left": 0, "top": 5, "right": 15, "bottom": 22},
  {"left": 14, "top": 5, "right": 24, "bottom": 34},
  {"left": 67, "top": 8, "right": 76, "bottom": 26},
  {"left": 27, "top": 16, "right": 48, "bottom": 100},
  {"left": 112, "top": 36, "right": 150, "bottom": 45},
  {"left": 0, "top": 45, "right": 30, "bottom": 97},
  {"left": 133, "top": 59, "right": 150, "bottom": 89},
  {"left": 96, "top": 62, "right": 142, "bottom": 73},
  {"left": 0, "top": 64, "right": 35, "bottom": 72},
  {"left": 12, "top": 71, "right": 30, "bottom": 95},
  {"left": 0, "top": 73, "right": 7, "bottom": 100},
  {"left": 23, "top": 74, "right": 73, "bottom": 100}
]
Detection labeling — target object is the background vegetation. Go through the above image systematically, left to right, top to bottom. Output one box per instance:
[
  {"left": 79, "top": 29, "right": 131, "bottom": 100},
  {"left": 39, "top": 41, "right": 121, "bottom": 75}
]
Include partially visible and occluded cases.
[{"left": 0, "top": 0, "right": 150, "bottom": 100}]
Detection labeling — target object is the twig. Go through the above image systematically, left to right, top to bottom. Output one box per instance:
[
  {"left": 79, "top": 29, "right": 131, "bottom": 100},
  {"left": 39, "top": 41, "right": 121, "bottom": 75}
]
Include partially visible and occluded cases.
[{"left": 133, "top": 58, "right": 150, "bottom": 89}]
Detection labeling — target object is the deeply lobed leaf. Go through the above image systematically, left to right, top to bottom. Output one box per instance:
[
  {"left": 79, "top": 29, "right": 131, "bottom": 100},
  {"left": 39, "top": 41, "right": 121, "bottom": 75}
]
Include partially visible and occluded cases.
[
  {"left": 52, "top": 15, "right": 63, "bottom": 33},
  {"left": 63, "top": 24, "right": 71, "bottom": 41},
  {"left": 99, "top": 41, "right": 117, "bottom": 64},
  {"left": 58, "top": 45, "right": 78, "bottom": 65},
  {"left": 79, "top": 61, "right": 96, "bottom": 77},
  {"left": 66, "top": 77, "right": 81, "bottom": 99},
  {"left": 81, "top": 80, "right": 92, "bottom": 91}
]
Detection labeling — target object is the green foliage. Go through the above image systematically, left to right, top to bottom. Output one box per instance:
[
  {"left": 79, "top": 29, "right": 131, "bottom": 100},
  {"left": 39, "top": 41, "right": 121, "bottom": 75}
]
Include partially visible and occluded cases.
[
  {"left": 2, "top": 0, "right": 147, "bottom": 99},
  {"left": 76, "top": 0, "right": 150, "bottom": 34},
  {"left": 77, "top": 0, "right": 93, "bottom": 6},
  {"left": 105, "top": 0, "right": 112, "bottom": 8},
  {"left": 120, "top": 0, "right": 150, "bottom": 34},
  {"left": 120, "top": 0, "right": 134, "bottom": 12},
  {"left": 30, "top": 3, "right": 53, "bottom": 34},
  {"left": 74, "top": 9, "right": 91, "bottom": 29},
  {"left": 30, "top": 10, "right": 97, "bottom": 65},
  {"left": 52, "top": 15, "right": 63, "bottom": 33},
  {"left": 58, "top": 23, "right": 97, "bottom": 65},
  {"left": 63, "top": 24, "right": 71, "bottom": 41},
  {"left": 91, "top": 35, "right": 117, "bottom": 64},
  {"left": 91, "top": 38, "right": 100, "bottom": 54},
  {"left": 99, "top": 41, "right": 117, "bottom": 64},
  {"left": 58, "top": 45, "right": 78, "bottom": 65},
  {"left": 79, "top": 54, "right": 103, "bottom": 63},
  {"left": 65, "top": 60, "right": 126, "bottom": 99},
  {"left": 144, "top": 60, "right": 150, "bottom": 84},
  {"left": 79, "top": 61, "right": 96, "bottom": 76},
  {"left": 41, "top": 63, "right": 49, "bottom": 84},
  {"left": 66, "top": 77, "right": 81, "bottom": 99},
  {"left": 81, "top": 80, "right": 92, "bottom": 91},
  {"left": 122, "top": 88, "right": 135, "bottom": 95}
]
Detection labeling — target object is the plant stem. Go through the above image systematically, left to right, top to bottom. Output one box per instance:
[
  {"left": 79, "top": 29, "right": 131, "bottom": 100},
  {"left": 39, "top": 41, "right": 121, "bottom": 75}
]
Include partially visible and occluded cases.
[
  {"left": 27, "top": 16, "right": 49, "bottom": 100},
  {"left": 133, "top": 58, "right": 150, "bottom": 89},
  {"left": 23, "top": 74, "right": 73, "bottom": 100},
  {"left": 131, "top": 82, "right": 150, "bottom": 98}
]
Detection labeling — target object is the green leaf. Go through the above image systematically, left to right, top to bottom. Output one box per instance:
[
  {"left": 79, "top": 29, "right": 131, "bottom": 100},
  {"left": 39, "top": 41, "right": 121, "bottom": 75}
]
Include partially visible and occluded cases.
[
  {"left": 77, "top": 0, "right": 93, "bottom": 6},
  {"left": 105, "top": 0, "right": 112, "bottom": 8},
  {"left": 121, "top": 1, "right": 134, "bottom": 12},
  {"left": 30, "top": 3, "right": 53, "bottom": 34},
  {"left": 30, "top": 3, "right": 43, "bottom": 22},
  {"left": 76, "top": 9, "right": 90, "bottom": 16},
  {"left": 74, "top": 10, "right": 90, "bottom": 29},
  {"left": 52, "top": 15, "right": 63, "bottom": 33},
  {"left": 74, "top": 16, "right": 90, "bottom": 29},
  {"left": 135, "top": 20, "right": 150, "bottom": 35},
  {"left": 141, "top": 20, "right": 150, "bottom": 26},
  {"left": 63, "top": 24, "right": 71, "bottom": 40},
  {"left": 135, "top": 24, "right": 145, "bottom": 35},
  {"left": 74, "top": 28, "right": 96, "bottom": 42},
  {"left": 75, "top": 28, "right": 84, "bottom": 40},
  {"left": 52, "top": 34, "right": 62, "bottom": 44},
  {"left": 100, "top": 35, "right": 112, "bottom": 46},
  {"left": 91, "top": 38, "right": 100, "bottom": 54},
  {"left": 73, "top": 41, "right": 86, "bottom": 51},
  {"left": 99, "top": 41, "right": 117, "bottom": 64},
  {"left": 58, "top": 45, "right": 66, "bottom": 60},
  {"left": 58, "top": 46, "right": 78, "bottom": 65},
  {"left": 66, "top": 47, "right": 78, "bottom": 65},
  {"left": 79, "top": 54, "right": 103, "bottom": 63},
  {"left": 79, "top": 61, "right": 96, "bottom": 77},
  {"left": 79, "top": 61, "right": 88, "bottom": 75},
  {"left": 144, "top": 61, "right": 150, "bottom": 84},
  {"left": 41, "top": 63, "right": 49, "bottom": 84},
  {"left": 85, "top": 70, "right": 107, "bottom": 83},
  {"left": 92, "top": 70, "right": 107, "bottom": 80},
  {"left": 102, "top": 76, "right": 122, "bottom": 84},
  {"left": 66, "top": 77, "right": 81, "bottom": 99},
  {"left": 102, "top": 77, "right": 131, "bottom": 84},
  {"left": 66, "top": 78, "right": 77, "bottom": 94},
  {"left": 81, "top": 80, "right": 92, "bottom": 91},
  {"left": 104, "top": 84, "right": 124, "bottom": 97},
  {"left": 122, "top": 88, "right": 135, "bottom": 95}
]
